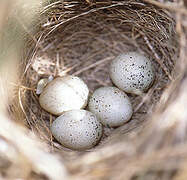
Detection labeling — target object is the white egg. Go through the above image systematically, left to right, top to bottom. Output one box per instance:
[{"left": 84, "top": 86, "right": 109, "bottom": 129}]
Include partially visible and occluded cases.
[
  {"left": 109, "top": 51, "right": 155, "bottom": 95},
  {"left": 39, "top": 76, "right": 89, "bottom": 115},
  {"left": 88, "top": 86, "right": 133, "bottom": 127},
  {"left": 51, "top": 110, "right": 103, "bottom": 150}
]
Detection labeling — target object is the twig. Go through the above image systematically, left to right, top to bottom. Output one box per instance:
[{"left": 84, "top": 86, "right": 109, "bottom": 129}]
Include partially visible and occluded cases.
[
  {"left": 44, "top": 2, "right": 130, "bottom": 37},
  {"left": 23, "top": 33, "right": 44, "bottom": 78},
  {"left": 143, "top": 35, "right": 173, "bottom": 80},
  {"left": 54, "top": 52, "right": 60, "bottom": 76},
  {"left": 73, "top": 56, "right": 114, "bottom": 76},
  {"left": 9, "top": 82, "right": 35, "bottom": 91},
  {"left": 134, "top": 84, "right": 157, "bottom": 112},
  {"left": 18, "top": 88, "right": 32, "bottom": 128}
]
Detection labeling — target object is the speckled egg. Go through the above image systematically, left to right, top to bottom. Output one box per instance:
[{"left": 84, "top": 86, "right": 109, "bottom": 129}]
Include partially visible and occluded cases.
[
  {"left": 109, "top": 51, "right": 155, "bottom": 95},
  {"left": 39, "top": 76, "right": 89, "bottom": 115},
  {"left": 88, "top": 86, "right": 133, "bottom": 127},
  {"left": 51, "top": 110, "right": 103, "bottom": 150}
]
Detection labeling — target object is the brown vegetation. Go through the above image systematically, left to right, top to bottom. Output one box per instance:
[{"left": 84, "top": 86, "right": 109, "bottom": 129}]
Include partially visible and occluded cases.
[{"left": 0, "top": 0, "right": 187, "bottom": 179}]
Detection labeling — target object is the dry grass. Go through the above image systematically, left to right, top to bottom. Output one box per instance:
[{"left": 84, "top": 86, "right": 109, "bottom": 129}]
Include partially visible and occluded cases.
[
  {"left": 0, "top": 0, "right": 187, "bottom": 179},
  {"left": 22, "top": 0, "right": 178, "bottom": 150}
]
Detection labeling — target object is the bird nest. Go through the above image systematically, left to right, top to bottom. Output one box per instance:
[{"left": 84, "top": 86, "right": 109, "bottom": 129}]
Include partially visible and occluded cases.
[{"left": 1, "top": 0, "right": 187, "bottom": 180}]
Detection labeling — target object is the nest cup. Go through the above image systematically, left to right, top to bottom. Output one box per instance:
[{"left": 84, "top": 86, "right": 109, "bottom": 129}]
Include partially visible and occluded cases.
[
  {"left": 12, "top": 0, "right": 183, "bottom": 178},
  {"left": 22, "top": 1, "right": 177, "bottom": 150}
]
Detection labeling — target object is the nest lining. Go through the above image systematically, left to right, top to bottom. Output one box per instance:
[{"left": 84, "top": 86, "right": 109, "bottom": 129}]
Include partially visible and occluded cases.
[{"left": 18, "top": 0, "right": 178, "bottom": 158}]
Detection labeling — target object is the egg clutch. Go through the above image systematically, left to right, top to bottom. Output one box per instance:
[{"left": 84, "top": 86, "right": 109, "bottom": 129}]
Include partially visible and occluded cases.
[{"left": 38, "top": 51, "right": 155, "bottom": 150}]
